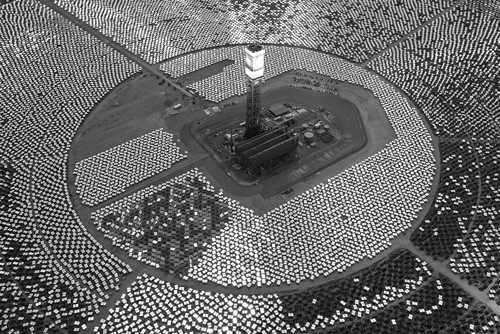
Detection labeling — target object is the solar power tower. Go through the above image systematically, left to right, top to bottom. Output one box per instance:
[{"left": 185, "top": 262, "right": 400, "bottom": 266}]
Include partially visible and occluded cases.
[{"left": 244, "top": 44, "right": 265, "bottom": 138}]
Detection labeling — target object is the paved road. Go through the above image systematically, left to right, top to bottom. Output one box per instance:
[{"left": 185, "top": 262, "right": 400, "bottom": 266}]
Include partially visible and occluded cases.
[{"left": 37, "top": 0, "right": 193, "bottom": 98}]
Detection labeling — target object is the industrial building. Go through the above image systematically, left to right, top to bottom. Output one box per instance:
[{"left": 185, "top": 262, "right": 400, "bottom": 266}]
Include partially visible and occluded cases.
[{"left": 235, "top": 127, "right": 298, "bottom": 170}]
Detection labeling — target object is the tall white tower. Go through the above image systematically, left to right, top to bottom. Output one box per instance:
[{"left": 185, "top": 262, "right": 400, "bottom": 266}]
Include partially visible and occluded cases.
[{"left": 244, "top": 44, "right": 265, "bottom": 138}]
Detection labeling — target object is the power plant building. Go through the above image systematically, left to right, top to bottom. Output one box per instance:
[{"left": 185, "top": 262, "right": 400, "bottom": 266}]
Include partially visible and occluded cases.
[{"left": 235, "top": 128, "right": 298, "bottom": 170}]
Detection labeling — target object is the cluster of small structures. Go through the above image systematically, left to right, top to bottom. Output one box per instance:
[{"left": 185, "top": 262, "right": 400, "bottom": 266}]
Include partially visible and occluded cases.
[
  {"left": 1, "top": 0, "right": 499, "bottom": 332},
  {"left": 56, "top": 0, "right": 454, "bottom": 63},
  {"left": 369, "top": 0, "right": 499, "bottom": 141},
  {"left": 371, "top": 0, "right": 500, "bottom": 296},
  {"left": 0, "top": 1, "right": 137, "bottom": 332},
  {"left": 159, "top": 46, "right": 348, "bottom": 102},
  {"left": 162, "top": 47, "right": 248, "bottom": 102},
  {"left": 290, "top": 73, "right": 340, "bottom": 96},
  {"left": 74, "top": 129, "right": 187, "bottom": 206},
  {"left": 411, "top": 139, "right": 500, "bottom": 293},
  {"left": 411, "top": 139, "right": 479, "bottom": 260},
  {"left": 449, "top": 141, "right": 500, "bottom": 290},
  {"left": 0, "top": 160, "right": 16, "bottom": 212},
  {"left": 91, "top": 169, "right": 230, "bottom": 277},
  {"left": 98, "top": 250, "right": 499, "bottom": 333},
  {"left": 94, "top": 274, "right": 285, "bottom": 334},
  {"left": 489, "top": 279, "right": 500, "bottom": 305},
  {"left": 444, "top": 303, "right": 500, "bottom": 334}
]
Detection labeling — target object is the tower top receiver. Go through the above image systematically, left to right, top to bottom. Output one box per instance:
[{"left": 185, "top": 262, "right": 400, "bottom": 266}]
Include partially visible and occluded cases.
[
  {"left": 244, "top": 44, "right": 265, "bottom": 138},
  {"left": 245, "top": 44, "right": 265, "bottom": 80},
  {"left": 247, "top": 44, "right": 263, "bottom": 52}
]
